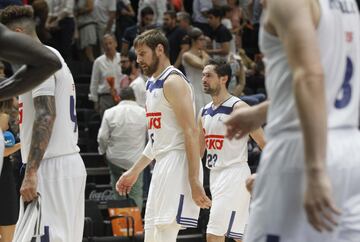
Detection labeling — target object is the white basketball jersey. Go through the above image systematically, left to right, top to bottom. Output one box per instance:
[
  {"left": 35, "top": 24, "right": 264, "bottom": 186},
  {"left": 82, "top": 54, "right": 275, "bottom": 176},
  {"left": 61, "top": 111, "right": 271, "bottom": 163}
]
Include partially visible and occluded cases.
[
  {"left": 259, "top": 0, "right": 360, "bottom": 139},
  {"left": 19, "top": 46, "right": 80, "bottom": 163},
  {"left": 145, "top": 65, "right": 194, "bottom": 158},
  {"left": 201, "top": 96, "right": 248, "bottom": 170}
]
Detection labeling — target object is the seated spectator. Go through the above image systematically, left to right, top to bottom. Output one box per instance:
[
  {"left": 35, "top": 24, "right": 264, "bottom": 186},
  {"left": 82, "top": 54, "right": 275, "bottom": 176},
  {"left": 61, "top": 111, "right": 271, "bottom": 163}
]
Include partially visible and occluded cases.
[
  {"left": 121, "top": 6, "right": 155, "bottom": 56},
  {"left": 97, "top": 87, "right": 147, "bottom": 210}
]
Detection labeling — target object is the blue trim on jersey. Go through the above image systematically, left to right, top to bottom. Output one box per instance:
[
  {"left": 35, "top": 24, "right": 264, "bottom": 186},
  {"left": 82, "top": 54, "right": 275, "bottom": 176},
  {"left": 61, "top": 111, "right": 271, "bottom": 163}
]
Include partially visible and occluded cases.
[
  {"left": 146, "top": 66, "right": 189, "bottom": 93},
  {"left": 147, "top": 79, "right": 165, "bottom": 92},
  {"left": 202, "top": 105, "right": 234, "bottom": 117},
  {"left": 176, "top": 194, "right": 198, "bottom": 228},
  {"left": 226, "top": 210, "right": 245, "bottom": 239},
  {"left": 226, "top": 211, "right": 236, "bottom": 237},
  {"left": 41, "top": 226, "right": 50, "bottom": 242},
  {"left": 266, "top": 234, "right": 280, "bottom": 242}
]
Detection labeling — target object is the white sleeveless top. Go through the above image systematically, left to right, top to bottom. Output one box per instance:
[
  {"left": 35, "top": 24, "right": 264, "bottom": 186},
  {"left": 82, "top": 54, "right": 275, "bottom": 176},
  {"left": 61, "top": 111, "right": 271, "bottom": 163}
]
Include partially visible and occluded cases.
[
  {"left": 259, "top": 0, "right": 360, "bottom": 139},
  {"left": 19, "top": 46, "right": 80, "bottom": 162},
  {"left": 145, "top": 65, "right": 195, "bottom": 158},
  {"left": 201, "top": 96, "right": 248, "bottom": 170}
]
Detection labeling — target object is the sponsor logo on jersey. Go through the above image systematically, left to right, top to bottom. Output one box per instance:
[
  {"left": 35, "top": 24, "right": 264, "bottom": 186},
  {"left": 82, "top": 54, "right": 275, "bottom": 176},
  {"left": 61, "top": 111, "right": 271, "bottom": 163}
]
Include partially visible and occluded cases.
[
  {"left": 146, "top": 112, "right": 162, "bottom": 129},
  {"left": 205, "top": 134, "right": 224, "bottom": 150}
]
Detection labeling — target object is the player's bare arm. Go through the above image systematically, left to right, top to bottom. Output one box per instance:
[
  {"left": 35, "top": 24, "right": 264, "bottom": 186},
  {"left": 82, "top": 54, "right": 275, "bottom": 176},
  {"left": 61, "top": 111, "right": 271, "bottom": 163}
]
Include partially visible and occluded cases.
[
  {"left": 267, "top": 0, "right": 340, "bottom": 232},
  {"left": 0, "top": 24, "right": 61, "bottom": 99},
  {"left": 164, "top": 74, "right": 211, "bottom": 209},
  {"left": 21, "top": 95, "right": 56, "bottom": 202},
  {"left": 225, "top": 100, "right": 269, "bottom": 140},
  {"left": 234, "top": 101, "right": 266, "bottom": 149},
  {"left": 116, "top": 151, "right": 152, "bottom": 196}
]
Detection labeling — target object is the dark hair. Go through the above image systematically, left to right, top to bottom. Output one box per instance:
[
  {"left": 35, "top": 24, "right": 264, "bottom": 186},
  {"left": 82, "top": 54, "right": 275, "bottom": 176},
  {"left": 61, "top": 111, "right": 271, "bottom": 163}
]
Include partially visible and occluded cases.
[
  {"left": 0, "top": 5, "right": 35, "bottom": 33},
  {"left": 140, "top": 6, "right": 154, "bottom": 18},
  {"left": 207, "top": 7, "right": 224, "bottom": 18},
  {"left": 164, "top": 10, "right": 176, "bottom": 19},
  {"left": 176, "top": 11, "right": 191, "bottom": 24},
  {"left": 187, "top": 27, "right": 203, "bottom": 40},
  {"left": 133, "top": 29, "right": 170, "bottom": 58},
  {"left": 128, "top": 50, "right": 137, "bottom": 62},
  {"left": 207, "top": 58, "right": 232, "bottom": 88},
  {"left": 120, "top": 87, "right": 136, "bottom": 101}
]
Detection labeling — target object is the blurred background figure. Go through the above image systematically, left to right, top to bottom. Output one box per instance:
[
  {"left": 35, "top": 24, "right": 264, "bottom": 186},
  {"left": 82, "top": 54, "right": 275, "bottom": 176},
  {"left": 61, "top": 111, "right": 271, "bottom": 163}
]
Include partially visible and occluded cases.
[
  {"left": 75, "top": 0, "right": 97, "bottom": 62},
  {"left": 182, "top": 27, "right": 211, "bottom": 114},
  {"left": 89, "top": 34, "right": 123, "bottom": 117},
  {"left": 97, "top": 87, "right": 147, "bottom": 210}
]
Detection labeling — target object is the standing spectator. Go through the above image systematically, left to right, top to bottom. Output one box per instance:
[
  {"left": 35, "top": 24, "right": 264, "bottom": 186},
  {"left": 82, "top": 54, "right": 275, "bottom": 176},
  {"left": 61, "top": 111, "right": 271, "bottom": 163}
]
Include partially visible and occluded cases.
[
  {"left": 46, "top": 0, "right": 75, "bottom": 61},
  {"left": 75, "top": 0, "right": 97, "bottom": 62},
  {"left": 93, "top": 0, "right": 116, "bottom": 48},
  {"left": 137, "top": 0, "right": 166, "bottom": 26},
  {"left": 192, "top": 0, "right": 212, "bottom": 37},
  {"left": 1, "top": 6, "right": 86, "bottom": 242},
  {"left": 121, "top": 6, "right": 154, "bottom": 56},
  {"left": 206, "top": 7, "right": 232, "bottom": 60},
  {"left": 162, "top": 10, "right": 187, "bottom": 69},
  {"left": 182, "top": 28, "right": 211, "bottom": 114},
  {"left": 89, "top": 34, "right": 123, "bottom": 117},
  {"left": 98, "top": 87, "right": 147, "bottom": 210}
]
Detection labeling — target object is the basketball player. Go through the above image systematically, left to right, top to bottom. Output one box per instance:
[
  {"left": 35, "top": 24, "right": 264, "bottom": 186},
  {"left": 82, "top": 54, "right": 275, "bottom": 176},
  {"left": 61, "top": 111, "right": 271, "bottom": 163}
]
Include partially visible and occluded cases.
[
  {"left": 225, "top": 0, "right": 360, "bottom": 241},
  {"left": 0, "top": 6, "right": 86, "bottom": 242},
  {"left": 0, "top": 23, "right": 61, "bottom": 174},
  {"left": 116, "top": 29, "right": 211, "bottom": 242},
  {"left": 199, "top": 58, "right": 265, "bottom": 242}
]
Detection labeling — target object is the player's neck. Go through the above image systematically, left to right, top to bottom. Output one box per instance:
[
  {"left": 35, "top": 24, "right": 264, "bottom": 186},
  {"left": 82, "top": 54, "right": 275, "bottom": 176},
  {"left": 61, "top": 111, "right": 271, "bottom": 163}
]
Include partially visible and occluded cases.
[
  {"left": 153, "top": 59, "right": 171, "bottom": 78},
  {"left": 212, "top": 89, "right": 231, "bottom": 107}
]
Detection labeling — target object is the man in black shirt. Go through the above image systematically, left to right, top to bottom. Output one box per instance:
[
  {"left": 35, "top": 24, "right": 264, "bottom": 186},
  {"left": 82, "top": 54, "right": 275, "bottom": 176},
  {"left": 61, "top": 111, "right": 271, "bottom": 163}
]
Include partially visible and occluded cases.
[
  {"left": 206, "top": 7, "right": 232, "bottom": 60},
  {"left": 163, "top": 10, "right": 187, "bottom": 69}
]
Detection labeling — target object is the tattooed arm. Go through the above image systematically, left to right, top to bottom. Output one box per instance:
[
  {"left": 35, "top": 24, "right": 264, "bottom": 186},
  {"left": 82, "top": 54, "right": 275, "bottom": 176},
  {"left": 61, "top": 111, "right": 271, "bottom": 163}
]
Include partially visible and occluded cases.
[{"left": 20, "top": 96, "right": 56, "bottom": 202}]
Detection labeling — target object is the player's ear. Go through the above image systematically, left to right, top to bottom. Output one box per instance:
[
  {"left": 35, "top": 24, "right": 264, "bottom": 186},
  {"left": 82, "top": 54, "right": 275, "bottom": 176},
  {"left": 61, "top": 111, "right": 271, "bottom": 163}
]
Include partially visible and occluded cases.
[{"left": 155, "top": 44, "right": 164, "bottom": 56}]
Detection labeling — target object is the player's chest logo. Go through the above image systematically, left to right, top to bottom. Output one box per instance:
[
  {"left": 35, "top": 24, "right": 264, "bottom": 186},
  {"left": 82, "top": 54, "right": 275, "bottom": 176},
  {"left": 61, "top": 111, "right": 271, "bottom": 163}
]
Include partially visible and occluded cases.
[
  {"left": 146, "top": 112, "right": 162, "bottom": 129},
  {"left": 205, "top": 134, "right": 224, "bottom": 150}
]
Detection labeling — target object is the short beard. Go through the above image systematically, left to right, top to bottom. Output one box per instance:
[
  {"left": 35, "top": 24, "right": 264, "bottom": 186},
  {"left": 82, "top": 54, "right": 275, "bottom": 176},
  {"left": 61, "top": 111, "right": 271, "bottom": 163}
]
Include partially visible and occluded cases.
[
  {"left": 143, "top": 52, "right": 159, "bottom": 77},
  {"left": 204, "top": 83, "right": 221, "bottom": 96}
]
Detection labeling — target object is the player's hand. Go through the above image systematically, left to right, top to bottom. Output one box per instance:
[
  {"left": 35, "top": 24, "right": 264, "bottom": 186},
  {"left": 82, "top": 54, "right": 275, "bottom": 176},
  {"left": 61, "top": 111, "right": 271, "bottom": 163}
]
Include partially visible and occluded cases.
[
  {"left": 224, "top": 106, "right": 262, "bottom": 140},
  {"left": 116, "top": 169, "right": 139, "bottom": 196},
  {"left": 20, "top": 170, "right": 38, "bottom": 202},
  {"left": 304, "top": 171, "right": 341, "bottom": 232},
  {"left": 246, "top": 173, "right": 257, "bottom": 194},
  {"left": 190, "top": 180, "right": 211, "bottom": 209}
]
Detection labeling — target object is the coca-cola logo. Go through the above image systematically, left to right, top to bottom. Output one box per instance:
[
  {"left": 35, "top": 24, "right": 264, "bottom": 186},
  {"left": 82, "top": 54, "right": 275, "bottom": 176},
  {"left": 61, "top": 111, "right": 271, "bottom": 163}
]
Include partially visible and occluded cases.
[{"left": 88, "top": 189, "right": 114, "bottom": 201}]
